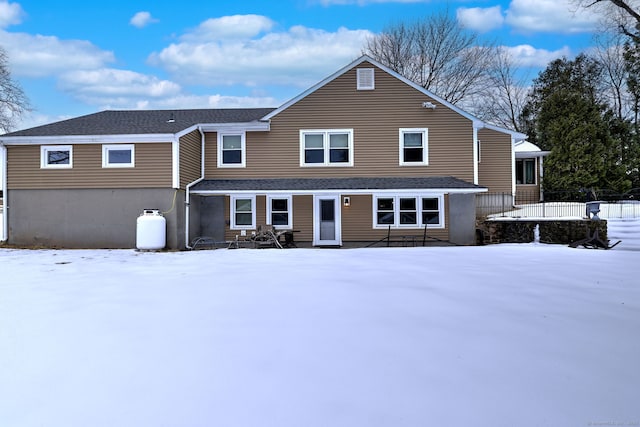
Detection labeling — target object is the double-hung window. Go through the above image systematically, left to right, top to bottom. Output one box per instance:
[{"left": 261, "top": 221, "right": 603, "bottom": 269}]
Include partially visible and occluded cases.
[
  {"left": 399, "top": 128, "right": 428, "bottom": 165},
  {"left": 300, "top": 129, "right": 353, "bottom": 167},
  {"left": 218, "top": 133, "right": 246, "bottom": 168},
  {"left": 102, "top": 144, "right": 134, "bottom": 168},
  {"left": 41, "top": 145, "right": 72, "bottom": 169},
  {"left": 230, "top": 195, "right": 255, "bottom": 229},
  {"left": 267, "top": 195, "right": 292, "bottom": 229},
  {"left": 373, "top": 195, "right": 443, "bottom": 228}
]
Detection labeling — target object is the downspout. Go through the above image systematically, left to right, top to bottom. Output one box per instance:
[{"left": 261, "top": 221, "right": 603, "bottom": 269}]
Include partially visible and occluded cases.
[
  {"left": 472, "top": 124, "right": 481, "bottom": 185},
  {"left": 184, "top": 126, "right": 206, "bottom": 249},
  {"left": 511, "top": 137, "right": 517, "bottom": 197},
  {"left": 1, "top": 142, "right": 7, "bottom": 242}
]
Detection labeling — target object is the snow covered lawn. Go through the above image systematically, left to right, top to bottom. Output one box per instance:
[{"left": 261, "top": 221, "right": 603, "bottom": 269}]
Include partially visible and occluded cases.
[{"left": 1, "top": 241, "right": 639, "bottom": 427}]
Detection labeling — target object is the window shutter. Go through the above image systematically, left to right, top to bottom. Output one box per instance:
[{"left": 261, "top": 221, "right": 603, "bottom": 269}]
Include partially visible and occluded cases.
[{"left": 357, "top": 68, "right": 375, "bottom": 90}]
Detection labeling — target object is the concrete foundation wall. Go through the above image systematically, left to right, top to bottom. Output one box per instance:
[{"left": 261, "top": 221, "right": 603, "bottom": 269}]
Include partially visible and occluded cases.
[
  {"left": 7, "top": 188, "right": 186, "bottom": 249},
  {"left": 448, "top": 193, "right": 477, "bottom": 245}
]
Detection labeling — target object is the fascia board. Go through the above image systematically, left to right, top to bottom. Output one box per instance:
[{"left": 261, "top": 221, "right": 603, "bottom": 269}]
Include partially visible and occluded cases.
[
  {"left": 0, "top": 134, "right": 176, "bottom": 145},
  {"left": 191, "top": 187, "right": 488, "bottom": 196}
]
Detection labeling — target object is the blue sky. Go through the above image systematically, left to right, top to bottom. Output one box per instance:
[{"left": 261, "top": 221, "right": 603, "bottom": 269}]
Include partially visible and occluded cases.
[{"left": 0, "top": 0, "right": 603, "bottom": 131}]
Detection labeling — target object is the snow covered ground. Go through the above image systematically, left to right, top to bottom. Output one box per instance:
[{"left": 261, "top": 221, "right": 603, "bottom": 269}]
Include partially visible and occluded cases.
[{"left": 1, "top": 219, "right": 639, "bottom": 427}]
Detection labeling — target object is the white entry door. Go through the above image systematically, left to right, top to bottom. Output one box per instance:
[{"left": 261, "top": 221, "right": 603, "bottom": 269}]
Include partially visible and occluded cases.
[{"left": 313, "top": 195, "right": 341, "bottom": 246}]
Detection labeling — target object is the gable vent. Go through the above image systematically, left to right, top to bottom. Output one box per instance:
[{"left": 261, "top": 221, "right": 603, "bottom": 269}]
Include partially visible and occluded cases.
[{"left": 357, "top": 68, "right": 375, "bottom": 90}]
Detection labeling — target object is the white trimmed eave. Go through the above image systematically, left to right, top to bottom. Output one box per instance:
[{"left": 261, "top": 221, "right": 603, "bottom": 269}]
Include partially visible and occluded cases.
[
  {"left": 198, "top": 121, "right": 270, "bottom": 133},
  {"left": 0, "top": 133, "right": 176, "bottom": 145},
  {"left": 516, "top": 151, "right": 550, "bottom": 159},
  {"left": 191, "top": 187, "right": 488, "bottom": 196}
]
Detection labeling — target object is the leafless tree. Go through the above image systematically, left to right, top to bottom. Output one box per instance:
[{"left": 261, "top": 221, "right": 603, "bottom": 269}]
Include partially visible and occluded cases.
[
  {"left": 572, "top": 0, "right": 640, "bottom": 41},
  {"left": 363, "top": 11, "right": 494, "bottom": 106},
  {"left": 592, "top": 33, "right": 633, "bottom": 119},
  {"left": 0, "top": 46, "right": 30, "bottom": 133},
  {"left": 473, "top": 47, "right": 530, "bottom": 132}
]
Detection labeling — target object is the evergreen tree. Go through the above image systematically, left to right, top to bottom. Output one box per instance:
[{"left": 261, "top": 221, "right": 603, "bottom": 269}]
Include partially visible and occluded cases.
[{"left": 522, "top": 54, "right": 631, "bottom": 193}]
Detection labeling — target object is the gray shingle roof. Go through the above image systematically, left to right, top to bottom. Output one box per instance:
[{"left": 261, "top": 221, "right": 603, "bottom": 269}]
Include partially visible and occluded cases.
[
  {"left": 3, "top": 108, "right": 276, "bottom": 137},
  {"left": 191, "top": 177, "right": 484, "bottom": 192}
]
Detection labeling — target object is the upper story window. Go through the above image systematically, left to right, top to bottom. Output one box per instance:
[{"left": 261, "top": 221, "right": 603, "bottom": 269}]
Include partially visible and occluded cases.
[
  {"left": 399, "top": 128, "right": 428, "bottom": 166},
  {"left": 300, "top": 129, "right": 354, "bottom": 167},
  {"left": 218, "top": 133, "right": 246, "bottom": 168},
  {"left": 102, "top": 144, "right": 134, "bottom": 168},
  {"left": 41, "top": 145, "right": 72, "bottom": 169},
  {"left": 516, "top": 159, "right": 536, "bottom": 184},
  {"left": 267, "top": 195, "right": 292, "bottom": 229},
  {"left": 373, "top": 195, "right": 443, "bottom": 229}
]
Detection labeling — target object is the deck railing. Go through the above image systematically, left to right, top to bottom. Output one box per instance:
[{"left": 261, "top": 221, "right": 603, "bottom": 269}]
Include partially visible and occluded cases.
[{"left": 477, "top": 189, "right": 640, "bottom": 219}]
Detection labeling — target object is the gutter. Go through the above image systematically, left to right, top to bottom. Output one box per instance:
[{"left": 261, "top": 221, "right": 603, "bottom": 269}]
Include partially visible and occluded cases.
[
  {"left": 184, "top": 126, "right": 206, "bottom": 249},
  {"left": 0, "top": 142, "right": 7, "bottom": 242}
]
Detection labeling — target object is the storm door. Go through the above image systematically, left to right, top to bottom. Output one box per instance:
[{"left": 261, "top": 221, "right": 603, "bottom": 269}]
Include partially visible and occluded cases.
[{"left": 313, "top": 195, "right": 341, "bottom": 246}]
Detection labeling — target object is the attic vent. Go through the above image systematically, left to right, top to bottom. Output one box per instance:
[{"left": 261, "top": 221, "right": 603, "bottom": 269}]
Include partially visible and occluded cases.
[{"left": 357, "top": 68, "right": 375, "bottom": 90}]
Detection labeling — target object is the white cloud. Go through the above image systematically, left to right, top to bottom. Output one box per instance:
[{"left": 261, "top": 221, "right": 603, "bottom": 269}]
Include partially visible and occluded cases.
[
  {"left": 0, "top": 0, "right": 24, "bottom": 28},
  {"left": 505, "top": 0, "right": 599, "bottom": 34},
  {"left": 457, "top": 6, "right": 504, "bottom": 33},
  {"left": 130, "top": 11, "right": 159, "bottom": 29},
  {"left": 182, "top": 15, "right": 275, "bottom": 41},
  {"left": 149, "top": 19, "right": 372, "bottom": 88},
  {"left": 0, "top": 31, "right": 115, "bottom": 77},
  {"left": 504, "top": 44, "right": 572, "bottom": 67},
  {"left": 58, "top": 69, "right": 182, "bottom": 99}
]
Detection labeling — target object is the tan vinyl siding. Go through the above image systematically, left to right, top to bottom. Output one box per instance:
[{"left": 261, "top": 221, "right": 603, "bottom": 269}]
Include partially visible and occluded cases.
[
  {"left": 205, "top": 62, "right": 475, "bottom": 181},
  {"left": 477, "top": 128, "right": 513, "bottom": 193},
  {"left": 179, "top": 130, "right": 202, "bottom": 188},
  {"left": 7, "top": 143, "right": 172, "bottom": 189},
  {"left": 221, "top": 194, "right": 448, "bottom": 244},
  {"left": 341, "top": 194, "right": 448, "bottom": 242}
]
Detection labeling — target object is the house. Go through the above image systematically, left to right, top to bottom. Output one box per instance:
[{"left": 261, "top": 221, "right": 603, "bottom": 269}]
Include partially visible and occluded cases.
[{"left": 0, "top": 55, "right": 526, "bottom": 249}]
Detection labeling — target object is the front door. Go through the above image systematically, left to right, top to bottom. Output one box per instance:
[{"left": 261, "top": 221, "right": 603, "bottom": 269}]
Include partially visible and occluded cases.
[{"left": 313, "top": 195, "right": 341, "bottom": 246}]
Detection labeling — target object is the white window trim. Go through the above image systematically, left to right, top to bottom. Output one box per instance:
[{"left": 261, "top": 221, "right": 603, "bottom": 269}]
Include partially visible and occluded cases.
[
  {"left": 357, "top": 68, "right": 375, "bottom": 90},
  {"left": 399, "top": 128, "right": 429, "bottom": 166},
  {"left": 299, "top": 129, "right": 354, "bottom": 167},
  {"left": 217, "top": 132, "right": 246, "bottom": 168},
  {"left": 102, "top": 144, "right": 135, "bottom": 168},
  {"left": 41, "top": 145, "right": 73, "bottom": 169},
  {"left": 516, "top": 158, "right": 537, "bottom": 185},
  {"left": 230, "top": 194, "right": 256, "bottom": 230},
  {"left": 372, "top": 194, "right": 444, "bottom": 229},
  {"left": 266, "top": 195, "right": 293, "bottom": 229}
]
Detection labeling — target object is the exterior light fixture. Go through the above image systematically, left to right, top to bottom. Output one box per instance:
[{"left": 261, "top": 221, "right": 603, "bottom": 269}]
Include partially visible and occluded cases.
[{"left": 343, "top": 196, "right": 351, "bottom": 207}]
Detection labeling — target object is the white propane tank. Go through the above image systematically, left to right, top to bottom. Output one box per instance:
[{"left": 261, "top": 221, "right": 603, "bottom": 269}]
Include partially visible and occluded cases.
[{"left": 136, "top": 209, "right": 166, "bottom": 250}]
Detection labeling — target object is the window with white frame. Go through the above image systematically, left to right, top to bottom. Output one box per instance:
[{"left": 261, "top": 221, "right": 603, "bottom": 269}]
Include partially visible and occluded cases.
[
  {"left": 399, "top": 128, "right": 428, "bottom": 165},
  {"left": 300, "top": 129, "right": 353, "bottom": 167},
  {"left": 218, "top": 133, "right": 246, "bottom": 167},
  {"left": 102, "top": 144, "right": 134, "bottom": 168},
  {"left": 41, "top": 145, "right": 73, "bottom": 169},
  {"left": 516, "top": 159, "right": 536, "bottom": 184},
  {"left": 231, "top": 195, "right": 255, "bottom": 229},
  {"left": 267, "top": 195, "right": 292, "bottom": 229},
  {"left": 373, "top": 195, "right": 443, "bottom": 228}
]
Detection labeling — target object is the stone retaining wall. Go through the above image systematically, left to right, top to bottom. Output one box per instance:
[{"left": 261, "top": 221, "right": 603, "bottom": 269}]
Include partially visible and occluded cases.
[{"left": 478, "top": 219, "right": 608, "bottom": 245}]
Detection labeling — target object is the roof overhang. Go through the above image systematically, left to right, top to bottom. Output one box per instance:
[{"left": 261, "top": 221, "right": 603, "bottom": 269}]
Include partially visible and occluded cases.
[
  {"left": 198, "top": 121, "right": 270, "bottom": 133},
  {"left": 0, "top": 133, "right": 176, "bottom": 145},
  {"left": 516, "top": 151, "right": 550, "bottom": 159},
  {"left": 190, "top": 177, "right": 488, "bottom": 196}
]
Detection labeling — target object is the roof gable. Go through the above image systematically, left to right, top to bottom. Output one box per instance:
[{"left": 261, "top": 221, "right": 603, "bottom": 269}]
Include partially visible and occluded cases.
[{"left": 263, "top": 55, "right": 525, "bottom": 141}]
